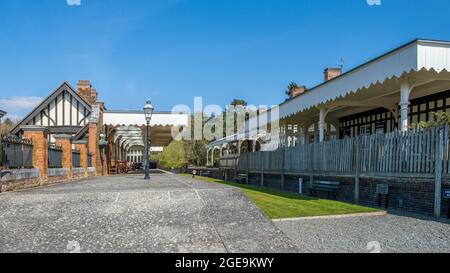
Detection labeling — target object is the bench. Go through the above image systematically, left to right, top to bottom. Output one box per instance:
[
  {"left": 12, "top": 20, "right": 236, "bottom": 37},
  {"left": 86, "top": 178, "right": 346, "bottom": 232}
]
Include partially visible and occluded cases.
[
  {"left": 199, "top": 170, "right": 211, "bottom": 177},
  {"left": 235, "top": 173, "right": 259, "bottom": 184},
  {"left": 236, "top": 173, "right": 248, "bottom": 184},
  {"left": 309, "top": 181, "right": 340, "bottom": 199}
]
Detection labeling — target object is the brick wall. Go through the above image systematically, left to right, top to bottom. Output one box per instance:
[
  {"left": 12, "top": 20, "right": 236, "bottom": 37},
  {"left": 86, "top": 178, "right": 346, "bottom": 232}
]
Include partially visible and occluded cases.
[
  {"left": 23, "top": 130, "right": 48, "bottom": 180},
  {"left": 203, "top": 167, "right": 450, "bottom": 217},
  {"left": 0, "top": 169, "right": 40, "bottom": 192},
  {"left": 281, "top": 174, "right": 449, "bottom": 216}
]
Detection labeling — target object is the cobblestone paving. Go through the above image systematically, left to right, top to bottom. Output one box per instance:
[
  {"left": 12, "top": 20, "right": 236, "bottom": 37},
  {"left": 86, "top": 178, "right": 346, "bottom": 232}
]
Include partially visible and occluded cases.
[{"left": 0, "top": 172, "right": 297, "bottom": 253}]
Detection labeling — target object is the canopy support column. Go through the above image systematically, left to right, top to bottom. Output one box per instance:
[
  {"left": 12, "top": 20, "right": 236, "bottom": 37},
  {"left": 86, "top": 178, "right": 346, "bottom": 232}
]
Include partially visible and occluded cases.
[
  {"left": 400, "top": 78, "right": 415, "bottom": 132},
  {"left": 319, "top": 107, "right": 326, "bottom": 143}
]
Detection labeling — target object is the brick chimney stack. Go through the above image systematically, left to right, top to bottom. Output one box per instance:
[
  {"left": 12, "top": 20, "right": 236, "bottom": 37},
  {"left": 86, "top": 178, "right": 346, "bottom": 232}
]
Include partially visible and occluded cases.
[
  {"left": 324, "top": 68, "right": 342, "bottom": 82},
  {"left": 77, "top": 80, "right": 98, "bottom": 105},
  {"left": 290, "top": 86, "right": 307, "bottom": 98}
]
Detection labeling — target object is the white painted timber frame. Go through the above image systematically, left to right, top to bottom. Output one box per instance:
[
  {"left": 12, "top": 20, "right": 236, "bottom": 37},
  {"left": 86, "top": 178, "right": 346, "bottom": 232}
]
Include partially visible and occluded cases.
[
  {"left": 247, "top": 39, "right": 450, "bottom": 132},
  {"left": 103, "top": 111, "right": 188, "bottom": 127}
]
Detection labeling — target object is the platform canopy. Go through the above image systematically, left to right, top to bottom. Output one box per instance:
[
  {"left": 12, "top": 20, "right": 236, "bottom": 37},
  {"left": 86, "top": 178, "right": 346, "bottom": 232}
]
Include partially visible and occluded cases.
[
  {"left": 207, "top": 39, "right": 450, "bottom": 150},
  {"left": 247, "top": 39, "right": 450, "bottom": 132},
  {"left": 103, "top": 111, "right": 188, "bottom": 127},
  {"left": 104, "top": 111, "right": 189, "bottom": 148},
  {"left": 113, "top": 126, "right": 145, "bottom": 150}
]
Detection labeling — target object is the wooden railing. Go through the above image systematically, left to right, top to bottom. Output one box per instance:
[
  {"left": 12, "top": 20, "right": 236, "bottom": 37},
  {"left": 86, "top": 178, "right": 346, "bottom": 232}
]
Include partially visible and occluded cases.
[{"left": 221, "top": 125, "right": 450, "bottom": 177}]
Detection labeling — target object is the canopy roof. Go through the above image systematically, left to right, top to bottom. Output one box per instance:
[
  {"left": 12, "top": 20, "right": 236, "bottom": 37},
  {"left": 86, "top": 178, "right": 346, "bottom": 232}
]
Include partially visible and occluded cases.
[
  {"left": 207, "top": 39, "right": 450, "bottom": 149},
  {"left": 247, "top": 39, "right": 450, "bottom": 132},
  {"left": 279, "top": 39, "right": 450, "bottom": 118},
  {"left": 103, "top": 111, "right": 188, "bottom": 127},
  {"left": 105, "top": 111, "right": 189, "bottom": 149},
  {"left": 113, "top": 126, "right": 145, "bottom": 150}
]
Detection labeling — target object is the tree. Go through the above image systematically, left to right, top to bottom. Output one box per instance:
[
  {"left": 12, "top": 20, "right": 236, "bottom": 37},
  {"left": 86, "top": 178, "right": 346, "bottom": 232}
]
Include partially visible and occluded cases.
[
  {"left": 285, "top": 82, "right": 299, "bottom": 98},
  {"left": 230, "top": 99, "right": 248, "bottom": 107},
  {"left": 411, "top": 111, "right": 450, "bottom": 129},
  {"left": 181, "top": 114, "right": 209, "bottom": 166},
  {"left": 0, "top": 118, "right": 18, "bottom": 136},
  {"left": 184, "top": 139, "right": 208, "bottom": 167},
  {"left": 156, "top": 141, "right": 187, "bottom": 169}
]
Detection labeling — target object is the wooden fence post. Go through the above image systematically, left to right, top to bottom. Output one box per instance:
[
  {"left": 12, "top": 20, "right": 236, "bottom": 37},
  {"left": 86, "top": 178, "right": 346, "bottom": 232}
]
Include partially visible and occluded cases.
[
  {"left": 435, "top": 126, "right": 444, "bottom": 218},
  {"left": 354, "top": 137, "right": 360, "bottom": 204},
  {"left": 309, "top": 143, "right": 314, "bottom": 187},
  {"left": 281, "top": 148, "right": 285, "bottom": 190},
  {"left": 246, "top": 152, "right": 249, "bottom": 184},
  {"left": 260, "top": 152, "right": 264, "bottom": 187},
  {"left": 224, "top": 156, "right": 228, "bottom": 182},
  {"left": 234, "top": 156, "right": 237, "bottom": 182}
]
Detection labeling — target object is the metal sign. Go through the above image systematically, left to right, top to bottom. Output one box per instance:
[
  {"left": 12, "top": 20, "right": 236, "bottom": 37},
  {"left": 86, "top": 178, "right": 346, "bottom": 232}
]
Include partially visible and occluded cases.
[
  {"left": 376, "top": 184, "right": 389, "bottom": 195},
  {"left": 443, "top": 189, "right": 450, "bottom": 199}
]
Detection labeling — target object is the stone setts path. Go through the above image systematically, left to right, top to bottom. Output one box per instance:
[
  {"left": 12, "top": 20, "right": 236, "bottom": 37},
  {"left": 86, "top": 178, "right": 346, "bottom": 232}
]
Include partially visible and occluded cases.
[{"left": 0, "top": 172, "right": 298, "bottom": 253}]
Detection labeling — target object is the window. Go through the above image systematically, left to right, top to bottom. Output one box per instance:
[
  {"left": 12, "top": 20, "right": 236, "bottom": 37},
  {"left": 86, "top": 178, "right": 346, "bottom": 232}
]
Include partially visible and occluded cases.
[{"left": 360, "top": 124, "right": 371, "bottom": 136}]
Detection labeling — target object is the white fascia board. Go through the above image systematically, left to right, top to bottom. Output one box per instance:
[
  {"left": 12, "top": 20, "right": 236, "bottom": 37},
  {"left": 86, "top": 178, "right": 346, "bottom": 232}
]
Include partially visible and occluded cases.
[{"left": 104, "top": 112, "right": 189, "bottom": 127}]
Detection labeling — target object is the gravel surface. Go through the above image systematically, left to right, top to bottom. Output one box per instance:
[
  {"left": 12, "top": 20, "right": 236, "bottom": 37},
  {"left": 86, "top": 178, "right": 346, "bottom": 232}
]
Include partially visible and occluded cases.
[
  {"left": 0, "top": 173, "right": 297, "bottom": 253},
  {"left": 276, "top": 213, "right": 450, "bottom": 253}
]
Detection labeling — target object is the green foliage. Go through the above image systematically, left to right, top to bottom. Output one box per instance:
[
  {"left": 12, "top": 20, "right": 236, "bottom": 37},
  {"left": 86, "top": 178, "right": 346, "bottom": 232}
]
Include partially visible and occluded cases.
[
  {"left": 285, "top": 82, "right": 299, "bottom": 97},
  {"left": 230, "top": 99, "right": 248, "bottom": 107},
  {"left": 410, "top": 111, "right": 450, "bottom": 129},
  {"left": 0, "top": 118, "right": 18, "bottom": 136},
  {"left": 184, "top": 139, "right": 208, "bottom": 167},
  {"left": 155, "top": 141, "right": 187, "bottom": 169}
]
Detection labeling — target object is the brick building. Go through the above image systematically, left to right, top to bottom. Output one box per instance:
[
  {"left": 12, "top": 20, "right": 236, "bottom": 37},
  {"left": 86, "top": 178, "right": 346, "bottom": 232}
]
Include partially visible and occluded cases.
[{"left": 10, "top": 80, "right": 188, "bottom": 179}]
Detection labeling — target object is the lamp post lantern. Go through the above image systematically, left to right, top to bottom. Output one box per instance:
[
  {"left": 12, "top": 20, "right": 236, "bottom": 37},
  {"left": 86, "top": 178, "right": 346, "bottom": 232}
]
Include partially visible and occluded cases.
[
  {"left": 143, "top": 100, "right": 154, "bottom": 180},
  {"left": 98, "top": 132, "right": 108, "bottom": 176}
]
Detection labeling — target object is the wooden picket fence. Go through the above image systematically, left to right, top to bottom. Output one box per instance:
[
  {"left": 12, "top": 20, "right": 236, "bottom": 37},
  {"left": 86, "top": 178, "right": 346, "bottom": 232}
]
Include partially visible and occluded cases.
[{"left": 220, "top": 125, "right": 450, "bottom": 177}]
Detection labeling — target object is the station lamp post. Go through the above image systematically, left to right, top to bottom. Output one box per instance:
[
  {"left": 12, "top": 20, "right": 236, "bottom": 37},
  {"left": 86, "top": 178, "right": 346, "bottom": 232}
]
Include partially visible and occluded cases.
[
  {"left": 144, "top": 100, "right": 154, "bottom": 180},
  {"left": 99, "top": 132, "right": 108, "bottom": 176}
]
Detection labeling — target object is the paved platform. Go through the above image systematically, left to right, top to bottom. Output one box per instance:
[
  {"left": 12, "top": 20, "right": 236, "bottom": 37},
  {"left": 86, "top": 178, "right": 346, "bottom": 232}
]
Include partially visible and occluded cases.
[
  {"left": 0, "top": 172, "right": 297, "bottom": 253},
  {"left": 276, "top": 213, "right": 450, "bottom": 253}
]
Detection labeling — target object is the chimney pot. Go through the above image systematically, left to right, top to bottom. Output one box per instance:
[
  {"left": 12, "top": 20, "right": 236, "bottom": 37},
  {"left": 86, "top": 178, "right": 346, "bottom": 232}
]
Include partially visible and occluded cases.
[
  {"left": 324, "top": 68, "right": 342, "bottom": 82},
  {"left": 77, "top": 80, "right": 97, "bottom": 104},
  {"left": 290, "top": 86, "right": 307, "bottom": 98}
]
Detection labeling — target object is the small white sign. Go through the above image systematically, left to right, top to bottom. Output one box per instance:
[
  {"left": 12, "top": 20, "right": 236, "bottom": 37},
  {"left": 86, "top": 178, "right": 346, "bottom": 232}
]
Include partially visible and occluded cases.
[
  {"left": 67, "top": 0, "right": 81, "bottom": 6},
  {"left": 367, "top": 0, "right": 382, "bottom": 6}
]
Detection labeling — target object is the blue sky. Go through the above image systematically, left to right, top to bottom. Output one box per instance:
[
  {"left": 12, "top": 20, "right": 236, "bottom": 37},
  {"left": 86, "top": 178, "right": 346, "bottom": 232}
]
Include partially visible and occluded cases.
[{"left": 0, "top": 0, "right": 449, "bottom": 119}]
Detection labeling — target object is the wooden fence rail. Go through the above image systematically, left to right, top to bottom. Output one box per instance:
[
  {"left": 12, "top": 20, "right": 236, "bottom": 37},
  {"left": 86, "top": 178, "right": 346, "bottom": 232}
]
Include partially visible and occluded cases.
[
  {"left": 218, "top": 125, "right": 449, "bottom": 217},
  {"left": 220, "top": 125, "right": 450, "bottom": 176}
]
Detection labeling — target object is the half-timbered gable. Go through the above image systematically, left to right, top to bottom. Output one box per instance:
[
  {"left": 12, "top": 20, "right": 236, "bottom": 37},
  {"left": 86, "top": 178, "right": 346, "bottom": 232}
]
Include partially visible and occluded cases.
[{"left": 12, "top": 82, "right": 92, "bottom": 136}]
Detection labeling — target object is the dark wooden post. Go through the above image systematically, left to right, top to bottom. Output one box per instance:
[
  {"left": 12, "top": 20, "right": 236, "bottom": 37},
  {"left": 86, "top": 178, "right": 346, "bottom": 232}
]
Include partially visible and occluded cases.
[
  {"left": 435, "top": 126, "right": 444, "bottom": 218},
  {"left": 354, "top": 137, "right": 361, "bottom": 204},
  {"left": 309, "top": 143, "right": 314, "bottom": 188},
  {"left": 281, "top": 147, "right": 285, "bottom": 190},
  {"left": 246, "top": 152, "right": 249, "bottom": 184},
  {"left": 260, "top": 152, "right": 264, "bottom": 187},
  {"left": 234, "top": 155, "right": 237, "bottom": 182}
]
